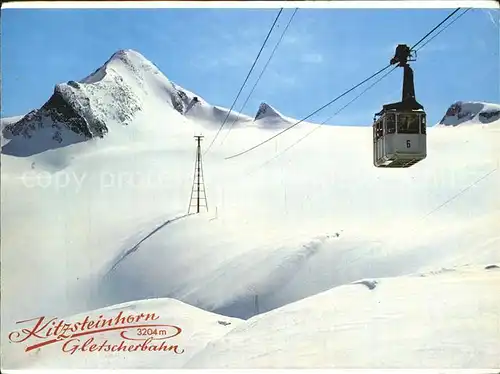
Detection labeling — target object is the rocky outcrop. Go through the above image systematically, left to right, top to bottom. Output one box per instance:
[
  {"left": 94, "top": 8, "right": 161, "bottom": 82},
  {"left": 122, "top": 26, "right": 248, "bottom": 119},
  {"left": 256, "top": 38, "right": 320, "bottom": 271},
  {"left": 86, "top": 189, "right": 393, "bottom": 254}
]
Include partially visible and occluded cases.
[{"left": 4, "top": 83, "right": 108, "bottom": 143}]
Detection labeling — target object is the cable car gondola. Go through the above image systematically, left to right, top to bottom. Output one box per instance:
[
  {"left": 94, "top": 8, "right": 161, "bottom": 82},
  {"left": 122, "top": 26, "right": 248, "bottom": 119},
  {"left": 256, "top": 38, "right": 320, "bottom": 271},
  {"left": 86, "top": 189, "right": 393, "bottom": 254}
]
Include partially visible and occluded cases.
[{"left": 373, "top": 44, "right": 427, "bottom": 168}]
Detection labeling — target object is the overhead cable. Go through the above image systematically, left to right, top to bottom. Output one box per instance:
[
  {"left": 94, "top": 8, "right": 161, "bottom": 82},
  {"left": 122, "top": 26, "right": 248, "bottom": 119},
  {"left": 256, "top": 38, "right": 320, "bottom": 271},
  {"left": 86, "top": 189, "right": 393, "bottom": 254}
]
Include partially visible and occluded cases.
[
  {"left": 205, "top": 8, "right": 284, "bottom": 155},
  {"left": 221, "top": 8, "right": 299, "bottom": 145}
]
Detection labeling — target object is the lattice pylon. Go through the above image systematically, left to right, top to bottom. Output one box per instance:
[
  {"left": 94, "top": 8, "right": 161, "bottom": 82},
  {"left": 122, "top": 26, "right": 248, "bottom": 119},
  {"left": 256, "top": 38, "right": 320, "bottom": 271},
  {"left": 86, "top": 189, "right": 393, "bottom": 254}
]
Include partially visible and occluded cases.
[{"left": 188, "top": 135, "right": 208, "bottom": 214}]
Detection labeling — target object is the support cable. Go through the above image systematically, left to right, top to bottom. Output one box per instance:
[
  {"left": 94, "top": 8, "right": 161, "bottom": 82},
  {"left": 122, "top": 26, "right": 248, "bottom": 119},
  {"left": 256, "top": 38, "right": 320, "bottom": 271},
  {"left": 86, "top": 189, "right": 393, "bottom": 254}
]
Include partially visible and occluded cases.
[
  {"left": 205, "top": 8, "right": 284, "bottom": 155},
  {"left": 221, "top": 8, "right": 299, "bottom": 146}
]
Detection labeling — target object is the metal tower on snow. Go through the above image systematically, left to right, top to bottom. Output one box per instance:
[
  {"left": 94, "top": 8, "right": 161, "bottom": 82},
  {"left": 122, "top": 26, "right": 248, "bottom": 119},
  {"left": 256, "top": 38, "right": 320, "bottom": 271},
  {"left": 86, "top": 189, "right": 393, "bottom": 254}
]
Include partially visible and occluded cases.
[{"left": 188, "top": 135, "right": 208, "bottom": 214}]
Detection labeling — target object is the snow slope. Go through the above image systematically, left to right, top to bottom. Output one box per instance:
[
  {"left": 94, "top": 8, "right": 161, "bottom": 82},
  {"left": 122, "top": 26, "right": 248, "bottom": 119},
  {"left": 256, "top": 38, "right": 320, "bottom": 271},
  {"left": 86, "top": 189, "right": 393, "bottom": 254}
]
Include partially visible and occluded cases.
[
  {"left": 1, "top": 49, "right": 499, "bottom": 369},
  {"left": 4, "top": 265, "right": 500, "bottom": 369},
  {"left": 185, "top": 265, "right": 500, "bottom": 369}
]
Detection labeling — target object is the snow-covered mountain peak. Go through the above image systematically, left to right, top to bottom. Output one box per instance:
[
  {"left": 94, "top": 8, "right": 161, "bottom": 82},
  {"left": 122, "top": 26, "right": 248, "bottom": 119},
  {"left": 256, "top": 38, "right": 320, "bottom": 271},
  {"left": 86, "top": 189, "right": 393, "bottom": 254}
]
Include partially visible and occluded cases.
[
  {"left": 109, "top": 48, "right": 145, "bottom": 64},
  {"left": 1, "top": 49, "right": 202, "bottom": 156},
  {"left": 82, "top": 49, "right": 158, "bottom": 81},
  {"left": 438, "top": 101, "right": 500, "bottom": 127},
  {"left": 253, "top": 102, "right": 295, "bottom": 129},
  {"left": 254, "top": 102, "right": 286, "bottom": 121}
]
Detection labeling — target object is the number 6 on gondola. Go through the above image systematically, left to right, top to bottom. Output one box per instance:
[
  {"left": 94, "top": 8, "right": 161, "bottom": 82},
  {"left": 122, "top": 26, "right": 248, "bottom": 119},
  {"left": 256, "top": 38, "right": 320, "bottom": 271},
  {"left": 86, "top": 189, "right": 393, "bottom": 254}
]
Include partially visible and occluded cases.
[{"left": 373, "top": 44, "right": 427, "bottom": 168}]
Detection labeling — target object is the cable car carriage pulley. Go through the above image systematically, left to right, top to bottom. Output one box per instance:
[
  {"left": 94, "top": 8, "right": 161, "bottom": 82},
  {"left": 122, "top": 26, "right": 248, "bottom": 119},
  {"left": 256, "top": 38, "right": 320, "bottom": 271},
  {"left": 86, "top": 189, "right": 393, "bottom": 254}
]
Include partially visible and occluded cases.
[{"left": 373, "top": 44, "right": 427, "bottom": 168}]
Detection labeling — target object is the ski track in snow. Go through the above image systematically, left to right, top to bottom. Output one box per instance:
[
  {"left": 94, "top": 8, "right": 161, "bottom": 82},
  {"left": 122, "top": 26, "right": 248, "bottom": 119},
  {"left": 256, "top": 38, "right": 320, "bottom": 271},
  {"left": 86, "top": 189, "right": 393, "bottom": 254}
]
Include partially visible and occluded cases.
[{"left": 106, "top": 213, "right": 193, "bottom": 275}]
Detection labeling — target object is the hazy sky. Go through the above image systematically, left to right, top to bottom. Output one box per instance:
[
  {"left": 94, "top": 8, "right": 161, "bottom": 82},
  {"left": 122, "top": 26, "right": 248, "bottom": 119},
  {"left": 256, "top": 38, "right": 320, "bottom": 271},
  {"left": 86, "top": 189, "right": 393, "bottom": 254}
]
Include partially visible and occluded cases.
[{"left": 2, "top": 6, "right": 499, "bottom": 125}]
